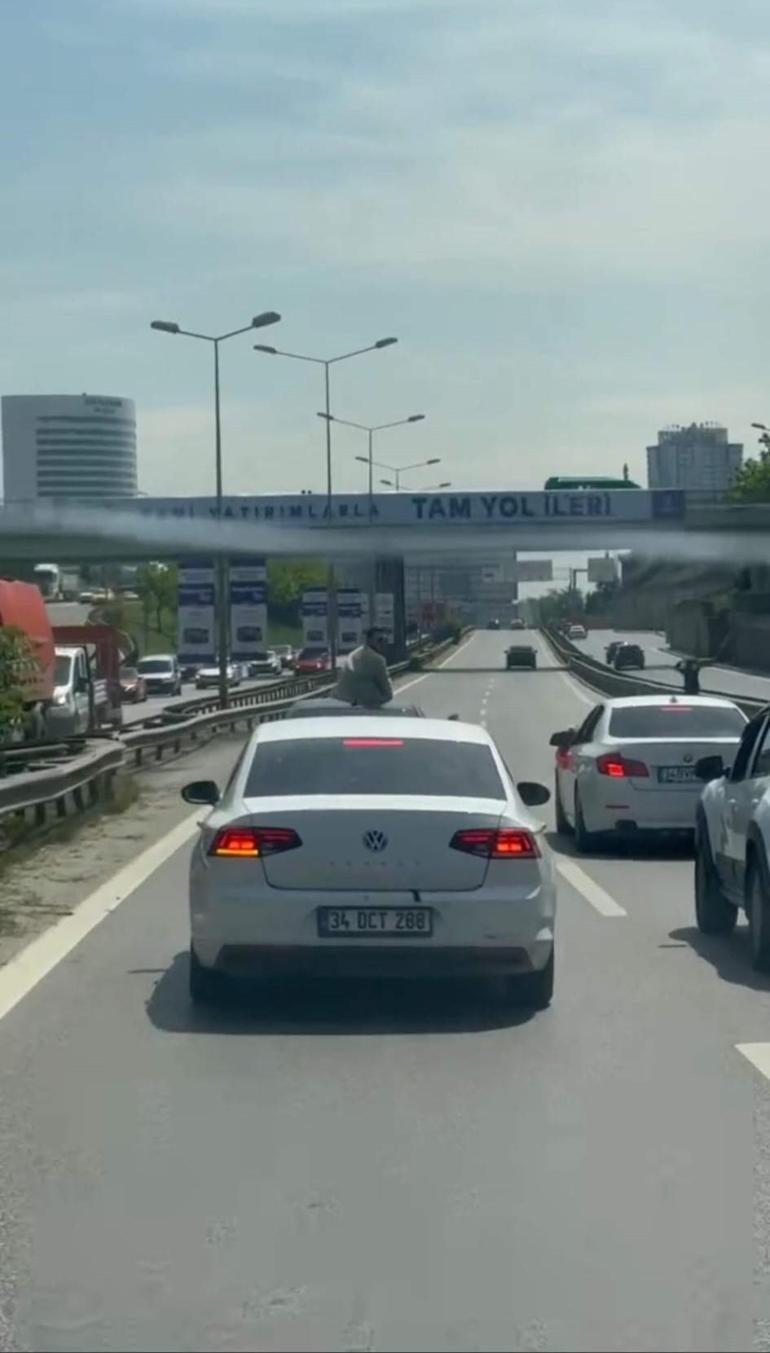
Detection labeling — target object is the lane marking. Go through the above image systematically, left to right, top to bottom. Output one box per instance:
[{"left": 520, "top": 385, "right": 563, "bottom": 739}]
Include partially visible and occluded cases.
[
  {"left": 396, "top": 634, "right": 476, "bottom": 695},
  {"left": 558, "top": 670, "right": 594, "bottom": 707},
  {"left": 0, "top": 810, "right": 201, "bottom": 1025},
  {"left": 556, "top": 858, "right": 627, "bottom": 917},
  {"left": 736, "top": 1044, "right": 770, "bottom": 1079}
]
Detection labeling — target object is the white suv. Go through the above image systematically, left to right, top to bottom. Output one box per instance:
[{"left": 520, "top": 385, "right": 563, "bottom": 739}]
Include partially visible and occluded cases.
[{"left": 695, "top": 709, "right": 770, "bottom": 969}]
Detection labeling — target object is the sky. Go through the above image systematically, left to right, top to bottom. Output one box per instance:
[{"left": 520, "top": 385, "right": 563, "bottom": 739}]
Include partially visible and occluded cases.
[{"left": 2, "top": 0, "right": 770, "bottom": 499}]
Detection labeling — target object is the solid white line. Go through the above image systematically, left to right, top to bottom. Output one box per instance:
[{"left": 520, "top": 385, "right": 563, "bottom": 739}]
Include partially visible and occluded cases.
[
  {"left": 396, "top": 634, "right": 476, "bottom": 695},
  {"left": 558, "top": 670, "right": 594, "bottom": 707},
  {"left": 0, "top": 810, "right": 201, "bottom": 1025},
  {"left": 556, "top": 858, "right": 627, "bottom": 917},
  {"left": 736, "top": 1044, "right": 770, "bottom": 1080}
]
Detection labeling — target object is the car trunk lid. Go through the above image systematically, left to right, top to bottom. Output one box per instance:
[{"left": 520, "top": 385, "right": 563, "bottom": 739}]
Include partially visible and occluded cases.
[{"left": 240, "top": 795, "right": 505, "bottom": 891}]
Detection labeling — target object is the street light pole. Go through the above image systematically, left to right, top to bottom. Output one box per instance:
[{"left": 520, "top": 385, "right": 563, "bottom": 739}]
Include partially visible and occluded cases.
[
  {"left": 151, "top": 310, "right": 281, "bottom": 710},
  {"left": 254, "top": 337, "right": 398, "bottom": 661},
  {"left": 323, "top": 412, "right": 426, "bottom": 627},
  {"left": 376, "top": 456, "right": 440, "bottom": 491}
]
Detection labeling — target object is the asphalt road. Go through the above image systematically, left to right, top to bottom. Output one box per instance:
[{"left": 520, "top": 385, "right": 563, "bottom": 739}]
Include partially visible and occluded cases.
[
  {"left": 577, "top": 629, "right": 770, "bottom": 704},
  {"left": 3, "top": 631, "right": 770, "bottom": 1350}
]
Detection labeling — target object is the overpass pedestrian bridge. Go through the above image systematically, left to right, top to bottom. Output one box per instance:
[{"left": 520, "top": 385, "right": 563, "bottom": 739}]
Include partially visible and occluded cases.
[{"left": 0, "top": 488, "right": 765, "bottom": 561}]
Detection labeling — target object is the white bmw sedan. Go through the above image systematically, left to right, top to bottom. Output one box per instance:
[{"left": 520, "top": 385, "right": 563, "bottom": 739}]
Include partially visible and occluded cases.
[
  {"left": 552, "top": 694, "right": 747, "bottom": 850},
  {"left": 183, "top": 715, "right": 556, "bottom": 1008}
]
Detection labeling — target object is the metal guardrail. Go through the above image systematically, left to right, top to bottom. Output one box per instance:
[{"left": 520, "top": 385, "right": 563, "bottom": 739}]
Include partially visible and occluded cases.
[
  {"left": 540, "top": 627, "right": 768, "bottom": 720},
  {"left": 0, "top": 637, "right": 459, "bottom": 842}
]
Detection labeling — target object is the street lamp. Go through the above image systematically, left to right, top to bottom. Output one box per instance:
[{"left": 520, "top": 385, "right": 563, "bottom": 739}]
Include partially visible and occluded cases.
[
  {"left": 151, "top": 310, "right": 281, "bottom": 709},
  {"left": 254, "top": 337, "right": 398, "bottom": 659},
  {"left": 317, "top": 412, "right": 425, "bottom": 624},
  {"left": 376, "top": 458, "right": 440, "bottom": 491},
  {"left": 417, "top": 481, "right": 451, "bottom": 491}
]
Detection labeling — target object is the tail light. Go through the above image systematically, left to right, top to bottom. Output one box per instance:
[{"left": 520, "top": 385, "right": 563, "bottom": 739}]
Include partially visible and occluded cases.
[
  {"left": 596, "top": 754, "right": 649, "bottom": 779},
  {"left": 209, "top": 827, "right": 302, "bottom": 858},
  {"left": 450, "top": 828, "right": 540, "bottom": 859}
]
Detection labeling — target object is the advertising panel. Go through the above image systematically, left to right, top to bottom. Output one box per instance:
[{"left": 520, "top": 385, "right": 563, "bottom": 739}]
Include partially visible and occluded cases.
[
  {"left": 229, "top": 556, "right": 267, "bottom": 661},
  {"left": 177, "top": 558, "right": 215, "bottom": 664},
  {"left": 301, "top": 587, "right": 329, "bottom": 648},
  {"left": 337, "top": 588, "right": 363, "bottom": 654}
]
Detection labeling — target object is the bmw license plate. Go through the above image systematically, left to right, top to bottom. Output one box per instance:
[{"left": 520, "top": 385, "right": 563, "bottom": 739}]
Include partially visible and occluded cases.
[
  {"left": 658, "top": 765, "right": 696, "bottom": 784},
  {"left": 317, "top": 907, "right": 433, "bottom": 938}
]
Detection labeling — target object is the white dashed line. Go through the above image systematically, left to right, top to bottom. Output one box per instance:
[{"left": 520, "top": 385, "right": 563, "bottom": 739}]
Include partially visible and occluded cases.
[
  {"left": 396, "top": 635, "right": 475, "bottom": 695},
  {"left": 556, "top": 858, "right": 627, "bottom": 917},
  {"left": 736, "top": 1044, "right": 770, "bottom": 1080}
]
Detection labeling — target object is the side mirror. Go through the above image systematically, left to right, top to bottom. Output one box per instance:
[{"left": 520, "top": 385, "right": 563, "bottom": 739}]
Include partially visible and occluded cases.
[
  {"left": 447, "top": 713, "right": 460, "bottom": 721},
  {"left": 549, "top": 728, "right": 575, "bottom": 749},
  {"left": 695, "top": 755, "right": 725, "bottom": 783},
  {"left": 181, "top": 779, "right": 220, "bottom": 805},
  {"left": 518, "top": 781, "right": 551, "bottom": 807}
]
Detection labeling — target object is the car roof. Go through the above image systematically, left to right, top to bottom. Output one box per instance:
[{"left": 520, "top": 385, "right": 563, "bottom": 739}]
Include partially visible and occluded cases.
[
  {"left": 139, "top": 653, "right": 175, "bottom": 662},
  {"left": 603, "top": 694, "right": 742, "bottom": 711},
  {"left": 287, "top": 698, "right": 424, "bottom": 718},
  {"left": 256, "top": 715, "right": 490, "bottom": 744}
]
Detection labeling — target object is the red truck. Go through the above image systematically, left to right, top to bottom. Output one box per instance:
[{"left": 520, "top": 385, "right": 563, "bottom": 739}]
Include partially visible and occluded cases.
[{"left": 0, "top": 579, "right": 124, "bottom": 739}]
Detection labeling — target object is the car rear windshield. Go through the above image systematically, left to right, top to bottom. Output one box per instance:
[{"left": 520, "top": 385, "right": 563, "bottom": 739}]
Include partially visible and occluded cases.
[
  {"left": 298, "top": 648, "right": 328, "bottom": 659},
  {"left": 137, "top": 658, "right": 173, "bottom": 674},
  {"left": 608, "top": 705, "right": 746, "bottom": 738},
  {"left": 244, "top": 737, "right": 505, "bottom": 798}
]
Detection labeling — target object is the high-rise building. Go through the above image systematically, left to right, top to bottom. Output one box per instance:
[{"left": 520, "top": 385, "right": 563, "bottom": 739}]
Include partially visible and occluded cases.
[
  {"left": 1, "top": 394, "right": 138, "bottom": 501},
  {"left": 646, "top": 423, "right": 742, "bottom": 493}
]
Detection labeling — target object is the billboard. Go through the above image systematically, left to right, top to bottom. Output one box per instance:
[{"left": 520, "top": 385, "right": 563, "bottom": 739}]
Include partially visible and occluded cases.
[
  {"left": 229, "top": 556, "right": 267, "bottom": 661},
  {"left": 587, "top": 556, "right": 618, "bottom": 583},
  {"left": 177, "top": 558, "right": 216, "bottom": 664},
  {"left": 513, "top": 559, "right": 553, "bottom": 582},
  {"left": 301, "top": 587, "right": 328, "bottom": 647},
  {"left": 337, "top": 588, "right": 363, "bottom": 654},
  {"left": 375, "top": 592, "right": 395, "bottom": 641}
]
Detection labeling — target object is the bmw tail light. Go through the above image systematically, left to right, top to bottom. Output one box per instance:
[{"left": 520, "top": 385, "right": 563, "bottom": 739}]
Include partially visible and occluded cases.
[
  {"left": 596, "top": 754, "right": 649, "bottom": 779},
  {"left": 209, "top": 827, "right": 301, "bottom": 858},
  {"left": 450, "top": 828, "right": 540, "bottom": 859}
]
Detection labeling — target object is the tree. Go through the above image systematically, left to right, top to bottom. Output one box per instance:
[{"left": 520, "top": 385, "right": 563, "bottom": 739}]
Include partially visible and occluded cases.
[
  {"left": 731, "top": 444, "right": 770, "bottom": 503},
  {"left": 136, "top": 563, "right": 178, "bottom": 642},
  {"left": 0, "top": 627, "right": 38, "bottom": 739}
]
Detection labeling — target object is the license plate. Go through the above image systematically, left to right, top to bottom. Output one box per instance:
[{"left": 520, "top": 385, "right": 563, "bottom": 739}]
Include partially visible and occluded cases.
[
  {"left": 658, "top": 765, "right": 696, "bottom": 784},
  {"left": 317, "top": 907, "right": 433, "bottom": 938}
]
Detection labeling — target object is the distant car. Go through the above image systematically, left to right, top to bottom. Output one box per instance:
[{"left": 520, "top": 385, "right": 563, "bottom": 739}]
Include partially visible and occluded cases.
[
  {"left": 78, "top": 590, "right": 94, "bottom": 604},
  {"left": 509, "top": 617, "right": 526, "bottom": 631},
  {"left": 487, "top": 618, "right": 501, "bottom": 631},
  {"left": 566, "top": 624, "right": 587, "bottom": 641},
  {"left": 605, "top": 640, "right": 623, "bottom": 664},
  {"left": 614, "top": 643, "right": 645, "bottom": 671},
  {"left": 273, "top": 644, "right": 295, "bottom": 670},
  {"left": 505, "top": 645, "right": 537, "bottom": 670},
  {"left": 295, "top": 647, "right": 332, "bottom": 674},
  {"left": 247, "top": 650, "right": 282, "bottom": 678},
  {"left": 136, "top": 654, "right": 182, "bottom": 697},
  {"left": 180, "top": 662, "right": 200, "bottom": 682},
  {"left": 196, "top": 663, "right": 242, "bottom": 689},
  {"left": 119, "top": 666, "right": 147, "bottom": 703},
  {"left": 551, "top": 694, "right": 747, "bottom": 850},
  {"left": 287, "top": 697, "right": 425, "bottom": 719},
  {"left": 183, "top": 715, "right": 555, "bottom": 1008}
]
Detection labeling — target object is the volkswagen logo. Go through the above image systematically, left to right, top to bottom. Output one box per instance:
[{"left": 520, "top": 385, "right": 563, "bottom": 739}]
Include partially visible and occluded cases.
[
  {"left": 683, "top": 753, "right": 694, "bottom": 764},
  {"left": 363, "top": 829, "right": 388, "bottom": 853}
]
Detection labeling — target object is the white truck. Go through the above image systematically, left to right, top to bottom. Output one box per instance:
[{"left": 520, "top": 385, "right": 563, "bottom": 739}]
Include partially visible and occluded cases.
[{"left": 695, "top": 708, "right": 770, "bottom": 969}]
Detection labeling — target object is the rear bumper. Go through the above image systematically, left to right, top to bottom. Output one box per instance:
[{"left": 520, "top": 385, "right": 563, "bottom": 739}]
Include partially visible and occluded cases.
[
  {"left": 587, "top": 787, "right": 700, "bottom": 833},
  {"left": 190, "top": 878, "right": 556, "bottom": 976},
  {"left": 207, "top": 943, "right": 544, "bottom": 980}
]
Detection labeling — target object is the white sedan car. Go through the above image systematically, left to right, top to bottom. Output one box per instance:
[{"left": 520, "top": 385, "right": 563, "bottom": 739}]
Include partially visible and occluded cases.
[
  {"left": 195, "top": 662, "right": 242, "bottom": 689},
  {"left": 552, "top": 694, "right": 747, "bottom": 850},
  {"left": 183, "top": 716, "right": 556, "bottom": 1008}
]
